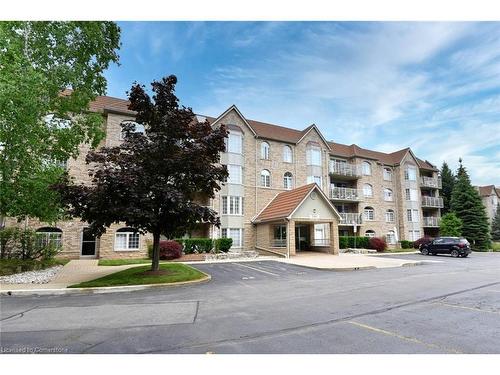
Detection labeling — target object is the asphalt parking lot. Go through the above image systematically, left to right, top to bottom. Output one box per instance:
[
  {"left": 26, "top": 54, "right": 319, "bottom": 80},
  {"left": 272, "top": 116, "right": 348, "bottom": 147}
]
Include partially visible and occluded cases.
[{"left": 1, "top": 252, "right": 499, "bottom": 354}]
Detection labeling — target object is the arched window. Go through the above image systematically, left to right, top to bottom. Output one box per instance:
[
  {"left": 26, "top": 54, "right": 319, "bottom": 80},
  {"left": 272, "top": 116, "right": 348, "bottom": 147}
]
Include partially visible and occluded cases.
[
  {"left": 261, "top": 142, "right": 270, "bottom": 160},
  {"left": 283, "top": 145, "right": 293, "bottom": 163},
  {"left": 362, "top": 161, "right": 372, "bottom": 175},
  {"left": 383, "top": 167, "right": 392, "bottom": 181},
  {"left": 260, "top": 169, "right": 271, "bottom": 187},
  {"left": 283, "top": 172, "right": 293, "bottom": 190},
  {"left": 363, "top": 183, "right": 373, "bottom": 197},
  {"left": 384, "top": 188, "right": 393, "bottom": 201},
  {"left": 364, "top": 207, "right": 375, "bottom": 221},
  {"left": 385, "top": 209, "right": 395, "bottom": 222},
  {"left": 36, "top": 227, "right": 62, "bottom": 248},
  {"left": 115, "top": 227, "right": 140, "bottom": 251},
  {"left": 365, "top": 230, "right": 376, "bottom": 238},
  {"left": 386, "top": 230, "right": 396, "bottom": 244}
]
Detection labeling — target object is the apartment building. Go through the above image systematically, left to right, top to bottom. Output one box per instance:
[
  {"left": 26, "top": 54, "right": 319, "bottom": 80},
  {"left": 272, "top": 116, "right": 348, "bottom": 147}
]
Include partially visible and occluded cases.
[
  {"left": 5, "top": 95, "right": 443, "bottom": 259},
  {"left": 475, "top": 185, "right": 500, "bottom": 223}
]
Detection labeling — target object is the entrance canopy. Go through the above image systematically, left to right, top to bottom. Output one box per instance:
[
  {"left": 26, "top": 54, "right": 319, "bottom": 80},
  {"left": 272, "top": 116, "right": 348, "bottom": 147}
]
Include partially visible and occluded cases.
[{"left": 252, "top": 183, "right": 341, "bottom": 257}]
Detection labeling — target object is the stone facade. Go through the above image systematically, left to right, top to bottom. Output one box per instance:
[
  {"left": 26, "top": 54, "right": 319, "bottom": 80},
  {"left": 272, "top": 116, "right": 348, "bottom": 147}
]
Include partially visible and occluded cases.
[{"left": 4, "top": 97, "right": 442, "bottom": 259}]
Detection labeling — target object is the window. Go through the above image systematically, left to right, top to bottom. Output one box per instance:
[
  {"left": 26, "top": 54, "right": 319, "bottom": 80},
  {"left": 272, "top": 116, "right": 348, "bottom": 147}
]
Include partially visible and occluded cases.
[
  {"left": 120, "top": 121, "right": 145, "bottom": 140},
  {"left": 226, "top": 130, "right": 243, "bottom": 154},
  {"left": 261, "top": 142, "right": 270, "bottom": 160},
  {"left": 307, "top": 144, "right": 322, "bottom": 166},
  {"left": 283, "top": 145, "right": 293, "bottom": 163},
  {"left": 362, "top": 161, "right": 372, "bottom": 176},
  {"left": 227, "top": 165, "right": 242, "bottom": 184},
  {"left": 405, "top": 165, "right": 417, "bottom": 181},
  {"left": 383, "top": 168, "right": 392, "bottom": 181},
  {"left": 261, "top": 169, "right": 271, "bottom": 187},
  {"left": 283, "top": 172, "right": 293, "bottom": 190},
  {"left": 307, "top": 175, "right": 322, "bottom": 187},
  {"left": 363, "top": 183, "right": 373, "bottom": 197},
  {"left": 384, "top": 188, "right": 393, "bottom": 201},
  {"left": 405, "top": 188, "right": 418, "bottom": 201},
  {"left": 221, "top": 196, "right": 244, "bottom": 215},
  {"left": 364, "top": 207, "right": 375, "bottom": 221},
  {"left": 385, "top": 209, "right": 395, "bottom": 223},
  {"left": 407, "top": 209, "right": 420, "bottom": 222},
  {"left": 273, "top": 225, "right": 287, "bottom": 247},
  {"left": 36, "top": 227, "right": 62, "bottom": 248},
  {"left": 115, "top": 227, "right": 139, "bottom": 251},
  {"left": 221, "top": 228, "right": 243, "bottom": 248},
  {"left": 365, "top": 230, "right": 376, "bottom": 238},
  {"left": 386, "top": 230, "right": 396, "bottom": 244},
  {"left": 409, "top": 230, "right": 421, "bottom": 241}
]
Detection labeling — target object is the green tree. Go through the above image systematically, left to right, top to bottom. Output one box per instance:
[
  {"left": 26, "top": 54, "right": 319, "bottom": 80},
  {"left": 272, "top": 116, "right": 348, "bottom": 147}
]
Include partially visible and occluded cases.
[
  {"left": 0, "top": 21, "right": 121, "bottom": 225},
  {"left": 54, "top": 75, "right": 228, "bottom": 272},
  {"left": 450, "top": 159, "right": 491, "bottom": 250},
  {"left": 440, "top": 161, "right": 455, "bottom": 214},
  {"left": 491, "top": 203, "right": 500, "bottom": 242},
  {"left": 439, "top": 212, "right": 462, "bottom": 237}
]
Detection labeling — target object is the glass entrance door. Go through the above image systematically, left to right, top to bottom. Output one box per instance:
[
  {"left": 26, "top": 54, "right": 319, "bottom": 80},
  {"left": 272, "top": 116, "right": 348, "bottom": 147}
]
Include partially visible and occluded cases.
[
  {"left": 295, "top": 225, "right": 310, "bottom": 251},
  {"left": 81, "top": 227, "right": 97, "bottom": 257}
]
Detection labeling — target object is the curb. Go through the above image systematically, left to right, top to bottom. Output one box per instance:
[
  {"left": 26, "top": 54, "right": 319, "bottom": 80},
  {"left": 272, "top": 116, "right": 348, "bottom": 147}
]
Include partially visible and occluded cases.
[
  {"left": 368, "top": 251, "right": 419, "bottom": 256},
  {"left": 0, "top": 274, "right": 211, "bottom": 297}
]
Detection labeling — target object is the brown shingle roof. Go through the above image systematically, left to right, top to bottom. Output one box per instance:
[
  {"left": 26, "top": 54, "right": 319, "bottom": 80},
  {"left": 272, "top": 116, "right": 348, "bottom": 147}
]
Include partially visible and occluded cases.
[
  {"left": 253, "top": 183, "right": 317, "bottom": 223},
  {"left": 477, "top": 185, "right": 498, "bottom": 197}
]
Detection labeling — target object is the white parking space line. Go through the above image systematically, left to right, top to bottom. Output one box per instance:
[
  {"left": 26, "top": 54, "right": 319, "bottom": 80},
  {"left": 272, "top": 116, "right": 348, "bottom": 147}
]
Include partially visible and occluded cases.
[
  {"left": 233, "top": 263, "right": 281, "bottom": 276},
  {"left": 433, "top": 302, "right": 500, "bottom": 315},
  {"left": 346, "top": 321, "right": 462, "bottom": 354}
]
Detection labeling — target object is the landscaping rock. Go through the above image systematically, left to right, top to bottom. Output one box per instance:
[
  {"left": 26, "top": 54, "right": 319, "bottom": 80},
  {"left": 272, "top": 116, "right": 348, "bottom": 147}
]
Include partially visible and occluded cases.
[
  {"left": 340, "top": 248, "right": 377, "bottom": 254},
  {"left": 204, "top": 251, "right": 259, "bottom": 261},
  {"left": 0, "top": 265, "right": 63, "bottom": 284}
]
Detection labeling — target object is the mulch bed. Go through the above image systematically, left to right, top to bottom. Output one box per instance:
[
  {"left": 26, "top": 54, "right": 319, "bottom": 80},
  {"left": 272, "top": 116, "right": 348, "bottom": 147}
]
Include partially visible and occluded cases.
[{"left": 171, "top": 253, "right": 207, "bottom": 262}]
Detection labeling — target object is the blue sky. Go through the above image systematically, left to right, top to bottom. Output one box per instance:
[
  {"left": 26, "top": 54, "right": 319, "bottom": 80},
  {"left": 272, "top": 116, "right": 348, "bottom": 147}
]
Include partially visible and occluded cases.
[{"left": 105, "top": 21, "right": 500, "bottom": 186}]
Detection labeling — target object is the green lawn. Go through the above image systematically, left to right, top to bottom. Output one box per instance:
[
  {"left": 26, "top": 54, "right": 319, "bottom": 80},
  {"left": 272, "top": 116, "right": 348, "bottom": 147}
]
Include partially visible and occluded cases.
[
  {"left": 492, "top": 242, "right": 500, "bottom": 252},
  {"left": 98, "top": 258, "right": 159, "bottom": 266},
  {"left": 68, "top": 263, "right": 207, "bottom": 288}
]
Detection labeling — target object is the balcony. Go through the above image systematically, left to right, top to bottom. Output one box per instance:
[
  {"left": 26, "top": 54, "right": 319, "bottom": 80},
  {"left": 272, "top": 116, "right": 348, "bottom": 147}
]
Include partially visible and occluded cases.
[
  {"left": 329, "top": 161, "right": 361, "bottom": 179},
  {"left": 420, "top": 176, "right": 442, "bottom": 189},
  {"left": 329, "top": 186, "right": 362, "bottom": 202},
  {"left": 421, "top": 196, "right": 444, "bottom": 208},
  {"left": 339, "top": 212, "right": 363, "bottom": 226},
  {"left": 423, "top": 216, "right": 440, "bottom": 227}
]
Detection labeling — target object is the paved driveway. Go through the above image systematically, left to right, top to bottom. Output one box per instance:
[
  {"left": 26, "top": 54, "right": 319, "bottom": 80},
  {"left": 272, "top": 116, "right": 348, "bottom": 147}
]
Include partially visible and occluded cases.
[{"left": 1, "top": 253, "right": 499, "bottom": 353}]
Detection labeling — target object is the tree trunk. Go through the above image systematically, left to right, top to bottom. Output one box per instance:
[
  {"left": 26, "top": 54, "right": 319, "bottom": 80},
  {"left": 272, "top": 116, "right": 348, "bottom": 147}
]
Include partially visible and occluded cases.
[{"left": 151, "top": 231, "right": 161, "bottom": 272}]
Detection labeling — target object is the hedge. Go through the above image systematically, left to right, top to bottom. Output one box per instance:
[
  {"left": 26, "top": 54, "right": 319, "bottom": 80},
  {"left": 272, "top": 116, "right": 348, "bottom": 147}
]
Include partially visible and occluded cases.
[
  {"left": 338, "top": 236, "right": 370, "bottom": 249},
  {"left": 214, "top": 238, "right": 233, "bottom": 253},
  {"left": 400, "top": 240, "right": 414, "bottom": 249}
]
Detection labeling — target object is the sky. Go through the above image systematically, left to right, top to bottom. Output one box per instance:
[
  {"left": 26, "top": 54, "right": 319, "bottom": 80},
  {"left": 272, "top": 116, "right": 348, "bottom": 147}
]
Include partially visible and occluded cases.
[{"left": 104, "top": 21, "right": 500, "bottom": 186}]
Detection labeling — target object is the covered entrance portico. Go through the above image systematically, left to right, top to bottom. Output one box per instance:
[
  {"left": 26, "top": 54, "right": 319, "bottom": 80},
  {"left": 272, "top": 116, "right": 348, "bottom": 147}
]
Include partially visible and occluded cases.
[{"left": 252, "top": 183, "right": 341, "bottom": 257}]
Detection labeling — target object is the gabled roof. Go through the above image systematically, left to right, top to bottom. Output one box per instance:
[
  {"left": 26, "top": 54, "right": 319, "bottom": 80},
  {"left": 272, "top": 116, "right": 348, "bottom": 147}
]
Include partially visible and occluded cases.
[
  {"left": 252, "top": 183, "right": 340, "bottom": 223},
  {"left": 477, "top": 185, "right": 500, "bottom": 197}
]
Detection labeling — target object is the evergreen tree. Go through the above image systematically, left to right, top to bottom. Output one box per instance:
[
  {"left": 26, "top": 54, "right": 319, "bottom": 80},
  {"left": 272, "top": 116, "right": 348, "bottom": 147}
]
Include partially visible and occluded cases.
[
  {"left": 450, "top": 159, "right": 491, "bottom": 250},
  {"left": 440, "top": 161, "right": 455, "bottom": 214},
  {"left": 491, "top": 203, "right": 500, "bottom": 242},
  {"left": 439, "top": 213, "right": 462, "bottom": 237}
]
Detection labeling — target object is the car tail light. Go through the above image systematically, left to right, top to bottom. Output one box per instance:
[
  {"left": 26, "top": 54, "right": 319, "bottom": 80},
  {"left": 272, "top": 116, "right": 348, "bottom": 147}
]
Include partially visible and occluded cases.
[{"left": 458, "top": 243, "right": 465, "bottom": 248}]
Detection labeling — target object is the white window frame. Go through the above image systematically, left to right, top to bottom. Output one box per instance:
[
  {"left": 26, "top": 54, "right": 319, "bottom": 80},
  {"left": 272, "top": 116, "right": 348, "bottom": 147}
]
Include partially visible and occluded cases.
[
  {"left": 120, "top": 121, "right": 145, "bottom": 140},
  {"left": 226, "top": 131, "right": 243, "bottom": 154},
  {"left": 261, "top": 142, "right": 270, "bottom": 160},
  {"left": 283, "top": 145, "right": 293, "bottom": 163},
  {"left": 307, "top": 146, "right": 322, "bottom": 166},
  {"left": 362, "top": 161, "right": 372, "bottom": 176},
  {"left": 227, "top": 164, "right": 242, "bottom": 184},
  {"left": 405, "top": 165, "right": 417, "bottom": 181},
  {"left": 383, "top": 168, "right": 392, "bottom": 181},
  {"left": 261, "top": 169, "right": 271, "bottom": 187},
  {"left": 283, "top": 172, "right": 293, "bottom": 190},
  {"left": 363, "top": 183, "right": 373, "bottom": 198},
  {"left": 384, "top": 188, "right": 393, "bottom": 201},
  {"left": 405, "top": 188, "right": 418, "bottom": 201},
  {"left": 221, "top": 196, "right": 244, "bottom": 216},
  {"left": 364, "top": 207, "right": 375, "bottom": 221},
  {"left": 385, "top": 210, "right": 395, "bottom": 223},
  {"left": 221, "top": 228, "right": 243, "bottom": 248},
  {"left": 36, "top": 229, "right": 62, "bottom": 248},
  {"left": 114, "top": 230, "right": 140, "bottom": 251},
  {"left": 365, "top": 230, "right": 376, "bottom": 238},
  {"left": 409, "top": 230, "right": 421, "bottom": 241},
  {"left": 386, "top": 231, "right": 396, "bottom": 244}
]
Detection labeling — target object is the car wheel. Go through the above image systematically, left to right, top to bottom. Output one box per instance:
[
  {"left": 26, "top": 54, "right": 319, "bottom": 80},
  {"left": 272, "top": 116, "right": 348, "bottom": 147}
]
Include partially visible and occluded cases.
[
  {"left": 421, "top": 248, "right": 429, "bottom": 256},
  {"left": 451, "top": 249, "right": 459, "bottom": 257}
]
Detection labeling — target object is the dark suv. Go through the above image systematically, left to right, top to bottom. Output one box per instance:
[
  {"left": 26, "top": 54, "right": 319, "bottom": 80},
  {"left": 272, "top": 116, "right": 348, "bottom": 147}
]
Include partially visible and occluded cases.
[{"left": 420, "top": 237, "right": 471, "bottom": 257}]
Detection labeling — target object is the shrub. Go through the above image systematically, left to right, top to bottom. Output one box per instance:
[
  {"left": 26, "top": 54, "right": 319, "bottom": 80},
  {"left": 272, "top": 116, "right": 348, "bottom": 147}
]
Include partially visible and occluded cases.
[
  {"left": 439, "top": 212, "right": 462, "bottom": 237},
  {"left": 0, "top": 227, "right": 60, "bottom": 260},
  {"left": 339, "top": 236, "right": 370, "bottom": 249},
  {"left": 339, "top": 236, "right": 349, "bottom": 249},
  {"left": 413, "top": 236, "right": 433, "bottom": 249},
  {"left": 369, "top": 237, "right": 387, "bottom": 252},
  {"left": 182, "top": 238, "right": 213, "bottom": 254},
  {"left": 214, "top": 238, "right": 233, "bottom": 253},
  {"left": 159, "top": 240, "right": 182, "bottom": 260},
  {"left": 400, "top": 240, "right": 413, "bottom": 249}
]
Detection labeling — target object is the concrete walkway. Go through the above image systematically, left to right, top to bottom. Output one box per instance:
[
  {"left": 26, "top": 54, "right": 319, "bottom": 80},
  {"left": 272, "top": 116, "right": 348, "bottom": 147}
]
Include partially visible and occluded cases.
[{"left": 279, "top": 252, "right": 426, "bottom": 270}]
